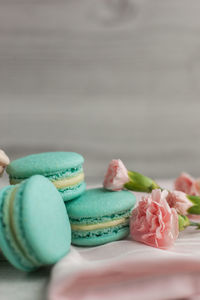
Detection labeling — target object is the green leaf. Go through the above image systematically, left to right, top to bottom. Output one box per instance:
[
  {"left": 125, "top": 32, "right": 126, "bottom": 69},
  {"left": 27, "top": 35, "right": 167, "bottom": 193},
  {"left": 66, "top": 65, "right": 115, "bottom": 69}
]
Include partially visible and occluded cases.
[
  {"left": 187, "top": 195, "right": 200, "bottom": 214},
  {"left": 187, "top": 195, "right": 200, "bottom": 205},
  {"left": 188, "top": 206, "right": 200, "bottom": 215},
  {"left": 189, "top": 221, "right": 200, "bottom": 229}
]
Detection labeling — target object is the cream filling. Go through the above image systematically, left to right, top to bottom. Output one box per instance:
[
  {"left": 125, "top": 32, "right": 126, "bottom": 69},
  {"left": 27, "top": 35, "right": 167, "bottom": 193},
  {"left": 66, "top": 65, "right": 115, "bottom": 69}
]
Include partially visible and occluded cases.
[
  {"left": 10, "top": 172, "right": 84, "bottom": 187},
  {"left": 52, "top": 172, "right": 84, "bottom": 189},
  {"left": 71, "top": 217, "right": 129, "bottom": 231}
]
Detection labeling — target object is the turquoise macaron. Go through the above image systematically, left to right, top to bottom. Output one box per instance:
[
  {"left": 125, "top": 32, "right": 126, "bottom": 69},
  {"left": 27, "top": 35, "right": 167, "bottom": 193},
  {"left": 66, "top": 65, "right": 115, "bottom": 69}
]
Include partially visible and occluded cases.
[
  {"left": 6, "top": 152, "right": 86, "bottom": 202},
  {"left": 0, "top": 175, "right": 71, "bottom": 271},
  {"left": 66, "top": 188, "right": 136, "bottom": 246}
]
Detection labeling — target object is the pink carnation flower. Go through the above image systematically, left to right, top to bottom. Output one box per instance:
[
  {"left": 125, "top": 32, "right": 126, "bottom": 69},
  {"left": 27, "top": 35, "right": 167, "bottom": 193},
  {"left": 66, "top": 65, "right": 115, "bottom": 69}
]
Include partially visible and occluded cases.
[
  {"left": 103, "top": 159, "right": 129, "bottom": 191},
  {"left": 174, "top": 172, "right": 200, "bottom": 196},
  {"left": 130, "top": 189, "right": 179, "bottom": 249},
  {"left": 166, "top": 191, "right": 193, "bottom": 216}
]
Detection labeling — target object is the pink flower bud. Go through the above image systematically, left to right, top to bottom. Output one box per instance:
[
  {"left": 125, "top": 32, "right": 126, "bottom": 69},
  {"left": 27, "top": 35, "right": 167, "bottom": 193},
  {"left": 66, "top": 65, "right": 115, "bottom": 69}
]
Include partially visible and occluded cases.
[
  {"left": 0, "top": 150, "right": 10, "bottom": 177},
  {"left": 103, "top": 159, "right": 129, "bottom": 191},
  {"left": 174, "top": 172, "right": 199, "bottom": 196},
  {"left": 130, "top": 189, "right": 179, "bottom": 249},
  {"left": 166, "top": 191, "right": 193, "bottom": 216}
]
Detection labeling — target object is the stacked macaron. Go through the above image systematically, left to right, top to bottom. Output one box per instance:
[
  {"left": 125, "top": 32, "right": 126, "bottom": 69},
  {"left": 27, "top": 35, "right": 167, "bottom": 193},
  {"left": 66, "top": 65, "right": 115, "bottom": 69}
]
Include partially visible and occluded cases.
[
  {"left": 0, "top": 151, "right": 136, "bottom": 272},
  {"left": 6, "top": 152, "right": 86, "bottom": 202}
]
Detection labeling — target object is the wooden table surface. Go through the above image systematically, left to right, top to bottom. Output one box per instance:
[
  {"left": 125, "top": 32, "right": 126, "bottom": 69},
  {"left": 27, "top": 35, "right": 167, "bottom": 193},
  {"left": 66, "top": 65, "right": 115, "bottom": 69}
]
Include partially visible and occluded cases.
[{"left": 1, "top": 0, "right": 200, "bottom": 299}]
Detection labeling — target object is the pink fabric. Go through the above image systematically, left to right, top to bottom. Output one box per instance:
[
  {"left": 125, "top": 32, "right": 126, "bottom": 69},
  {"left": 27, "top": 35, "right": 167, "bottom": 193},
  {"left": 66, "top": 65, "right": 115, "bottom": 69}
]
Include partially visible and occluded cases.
[
  {"left": 48, "top": 181, "right": 200, "bottom": 300},
  {"left": 130, "top": 189, "right": 179, "bottom": 249}
]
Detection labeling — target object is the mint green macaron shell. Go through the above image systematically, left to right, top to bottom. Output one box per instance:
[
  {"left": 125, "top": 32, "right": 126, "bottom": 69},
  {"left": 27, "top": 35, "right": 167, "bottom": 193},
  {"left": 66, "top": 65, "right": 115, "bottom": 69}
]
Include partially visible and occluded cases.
[
  {"left": 6, "top": 152, "right": 84, "bottom": 179},
  {"left": 0, "top": 175, "right": 71, "bottom": 271},
  {"left": 15, "top": 175, "right": 71, "bottom": 264},
  {"left": 0, "top": 186, "right": 34, "bottom": 271},
  {"left": 66, "top": 188, "right": 136, "bottom": 218},
  {"left": 72, "top": 226, "right": 130, "bottom": 246}
]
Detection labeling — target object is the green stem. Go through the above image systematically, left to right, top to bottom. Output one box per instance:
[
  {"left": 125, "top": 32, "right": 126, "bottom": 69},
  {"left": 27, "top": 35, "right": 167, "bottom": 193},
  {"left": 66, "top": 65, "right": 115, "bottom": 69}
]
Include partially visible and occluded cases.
[
  {"left": 125, "top": 170, "right": 161, "bottom": 193},
  {"left": 189, "top": 221, "right": 200, "bottom": 228},
  {"left": 189, "top": 221, "right": 200, "bottom": 230}
]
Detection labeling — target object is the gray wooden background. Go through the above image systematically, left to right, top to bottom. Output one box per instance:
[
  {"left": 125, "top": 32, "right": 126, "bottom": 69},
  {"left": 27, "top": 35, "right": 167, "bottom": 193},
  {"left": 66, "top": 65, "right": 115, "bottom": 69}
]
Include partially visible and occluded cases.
[
  {"left": 1, "top": 0, "right": 200, "bottom": 186},
  {"left": 1, "top": 1, "right": 200, "bottom": 298}
]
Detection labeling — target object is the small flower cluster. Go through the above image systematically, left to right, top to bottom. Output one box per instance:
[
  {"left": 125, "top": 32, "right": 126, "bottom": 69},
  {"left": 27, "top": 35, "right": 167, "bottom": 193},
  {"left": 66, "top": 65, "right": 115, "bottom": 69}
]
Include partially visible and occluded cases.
[
  {"left": 0, "top": 150, "right": 10, "bottom": 177},
  {"left": 103, "top": 159, "right": 200, "bottom": 249},
  {"left": 175, "top": 172, "right": 200, "bottom": 196}
]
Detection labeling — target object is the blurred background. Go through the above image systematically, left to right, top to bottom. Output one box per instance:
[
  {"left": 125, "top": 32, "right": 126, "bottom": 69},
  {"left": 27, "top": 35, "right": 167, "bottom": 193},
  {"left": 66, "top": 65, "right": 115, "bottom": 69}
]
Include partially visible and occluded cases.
[{"left": 1, "top": 0, "right": 200, "bottom": 185}]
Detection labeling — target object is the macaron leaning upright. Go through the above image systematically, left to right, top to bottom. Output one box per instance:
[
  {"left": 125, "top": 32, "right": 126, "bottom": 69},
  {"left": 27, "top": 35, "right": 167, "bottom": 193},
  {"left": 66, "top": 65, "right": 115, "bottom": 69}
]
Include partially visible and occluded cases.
[
  {"left": 6, "top": 152, "right": 86, "bottom": 202},
  {"left": 0, "top": 175, "right": 71, "bottom": 271},
  {"left": 66, "top": 188, "right": 136, "bottom": 246}
]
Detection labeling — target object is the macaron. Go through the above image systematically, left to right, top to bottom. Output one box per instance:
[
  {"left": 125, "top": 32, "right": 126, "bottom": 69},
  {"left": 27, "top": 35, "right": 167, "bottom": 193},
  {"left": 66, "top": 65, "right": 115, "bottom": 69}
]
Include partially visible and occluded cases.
[
  {"left": 6, "top": 152, "right": 86, "bottom": 201},
  {"left": 0, "top": 175, "right": 71, "bottom": 271},
  {"left": 66, "top": 188, "right": 136, "bottom": 246}
]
